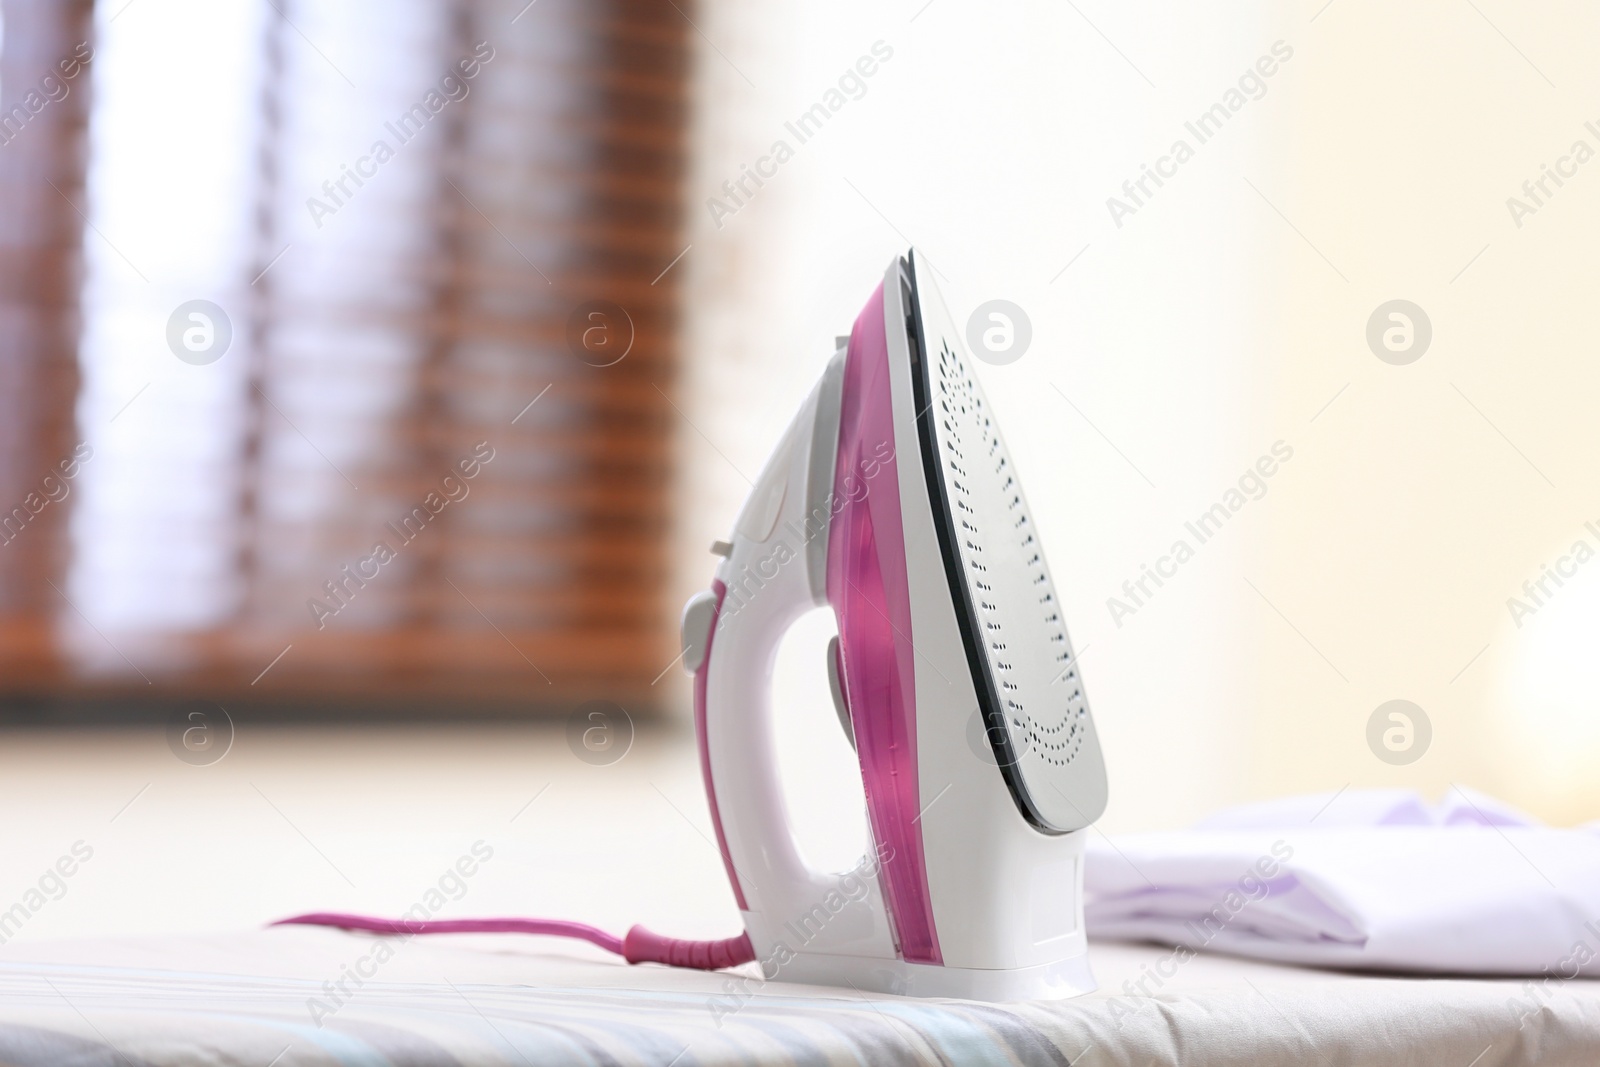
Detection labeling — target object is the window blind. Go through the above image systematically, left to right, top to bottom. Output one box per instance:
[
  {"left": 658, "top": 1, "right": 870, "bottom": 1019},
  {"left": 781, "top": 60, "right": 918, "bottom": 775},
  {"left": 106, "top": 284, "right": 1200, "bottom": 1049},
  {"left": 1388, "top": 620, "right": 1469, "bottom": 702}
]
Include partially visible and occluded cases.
[{"left": 0, "top": 0, "right": 690, "bottom": 717}]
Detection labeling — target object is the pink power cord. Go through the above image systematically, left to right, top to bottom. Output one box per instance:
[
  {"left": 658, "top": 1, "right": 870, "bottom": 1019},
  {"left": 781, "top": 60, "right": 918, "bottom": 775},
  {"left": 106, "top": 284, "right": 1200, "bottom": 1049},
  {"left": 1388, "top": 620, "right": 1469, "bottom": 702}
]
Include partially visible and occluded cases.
[{"left": 271, "top": 912, "right": 756, "bottom": 972}]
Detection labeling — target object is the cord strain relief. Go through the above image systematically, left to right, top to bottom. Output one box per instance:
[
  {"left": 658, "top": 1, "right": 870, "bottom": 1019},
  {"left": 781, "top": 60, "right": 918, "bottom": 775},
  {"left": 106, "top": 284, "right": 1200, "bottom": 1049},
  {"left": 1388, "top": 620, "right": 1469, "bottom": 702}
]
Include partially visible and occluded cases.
[{"left": 622, "top": 926, "right": 756, "bottom": 971}]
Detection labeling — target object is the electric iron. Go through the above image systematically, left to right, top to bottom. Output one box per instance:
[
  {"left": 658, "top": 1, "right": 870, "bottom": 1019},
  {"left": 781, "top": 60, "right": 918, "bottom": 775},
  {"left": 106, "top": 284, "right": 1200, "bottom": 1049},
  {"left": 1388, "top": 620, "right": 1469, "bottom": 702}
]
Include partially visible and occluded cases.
[
  {"left": 273, "top": 248, "right": 1107, "bottom": 1003},
  {"left": 679, "top": 248, "right": 1108, "bottom": 999}
]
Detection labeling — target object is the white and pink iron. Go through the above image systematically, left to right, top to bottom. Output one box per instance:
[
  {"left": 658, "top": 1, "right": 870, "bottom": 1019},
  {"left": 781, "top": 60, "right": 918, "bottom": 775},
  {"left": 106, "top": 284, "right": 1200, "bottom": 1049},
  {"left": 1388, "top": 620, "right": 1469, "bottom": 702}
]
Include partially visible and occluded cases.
[
  {"left": 274, "top": 249, "right": 1107, "bottom": 1003},
  {"left": 680, "top": 249, "right": 1108, "bottom": 999}
]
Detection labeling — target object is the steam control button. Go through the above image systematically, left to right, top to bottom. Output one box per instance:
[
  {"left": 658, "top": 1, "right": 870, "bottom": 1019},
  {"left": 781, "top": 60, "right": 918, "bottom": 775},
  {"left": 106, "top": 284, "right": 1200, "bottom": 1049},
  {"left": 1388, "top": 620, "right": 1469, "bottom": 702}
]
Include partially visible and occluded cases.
[{"left": 827, "top": 635, "right": 855, "bottom": 749}]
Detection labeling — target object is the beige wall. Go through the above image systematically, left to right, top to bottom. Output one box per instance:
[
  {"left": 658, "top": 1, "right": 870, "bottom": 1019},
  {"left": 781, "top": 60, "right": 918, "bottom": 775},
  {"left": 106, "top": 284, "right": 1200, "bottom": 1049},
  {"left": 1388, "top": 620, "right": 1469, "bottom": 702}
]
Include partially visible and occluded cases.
[
  {"left": 672, "top": 0, "right": 1600, "bottom": 832},
  {"left": 1258, "top": 0, "right": 1600, "bottom": 823}
]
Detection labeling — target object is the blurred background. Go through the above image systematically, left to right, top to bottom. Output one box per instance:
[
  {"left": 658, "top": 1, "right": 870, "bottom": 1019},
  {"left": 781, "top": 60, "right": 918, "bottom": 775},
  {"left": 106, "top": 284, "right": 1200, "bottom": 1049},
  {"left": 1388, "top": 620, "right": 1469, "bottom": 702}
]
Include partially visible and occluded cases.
[
  {"left": 1, "top": 0, "right": 683, "bottom": 715},
  {"left": 4, "top": 0, "right": 1600, "bottom": 944}
]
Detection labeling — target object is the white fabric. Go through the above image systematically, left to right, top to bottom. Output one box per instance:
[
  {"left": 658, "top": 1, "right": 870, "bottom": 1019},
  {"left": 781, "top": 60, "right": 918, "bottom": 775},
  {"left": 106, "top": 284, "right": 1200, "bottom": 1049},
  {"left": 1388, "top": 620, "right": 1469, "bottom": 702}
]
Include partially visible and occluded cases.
[{"left": 1085, "top": 787, "right": 1600, "bottom": 975}]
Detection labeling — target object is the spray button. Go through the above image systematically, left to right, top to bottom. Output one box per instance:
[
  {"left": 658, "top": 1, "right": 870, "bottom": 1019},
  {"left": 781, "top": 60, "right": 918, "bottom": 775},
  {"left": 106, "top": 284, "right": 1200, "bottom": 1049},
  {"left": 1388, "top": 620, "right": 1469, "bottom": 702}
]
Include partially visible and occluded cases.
[{"left": 681, "top": 590, "right": 719, "bottom": 674}]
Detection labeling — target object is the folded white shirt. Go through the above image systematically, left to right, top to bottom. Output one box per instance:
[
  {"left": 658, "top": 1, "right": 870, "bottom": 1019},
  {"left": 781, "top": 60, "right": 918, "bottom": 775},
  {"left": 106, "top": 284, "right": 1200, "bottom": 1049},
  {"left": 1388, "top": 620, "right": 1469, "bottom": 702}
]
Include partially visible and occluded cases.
[{"left": 1084, "top": 787, "right": 1600, "bottom": 975}]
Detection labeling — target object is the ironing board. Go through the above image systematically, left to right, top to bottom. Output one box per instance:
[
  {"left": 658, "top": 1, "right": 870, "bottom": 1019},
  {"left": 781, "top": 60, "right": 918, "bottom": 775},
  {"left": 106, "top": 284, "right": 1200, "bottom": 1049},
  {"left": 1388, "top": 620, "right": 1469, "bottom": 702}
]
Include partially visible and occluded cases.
[{"left": 1, "top": 929, "right": 1594, "bottom": 1066}]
